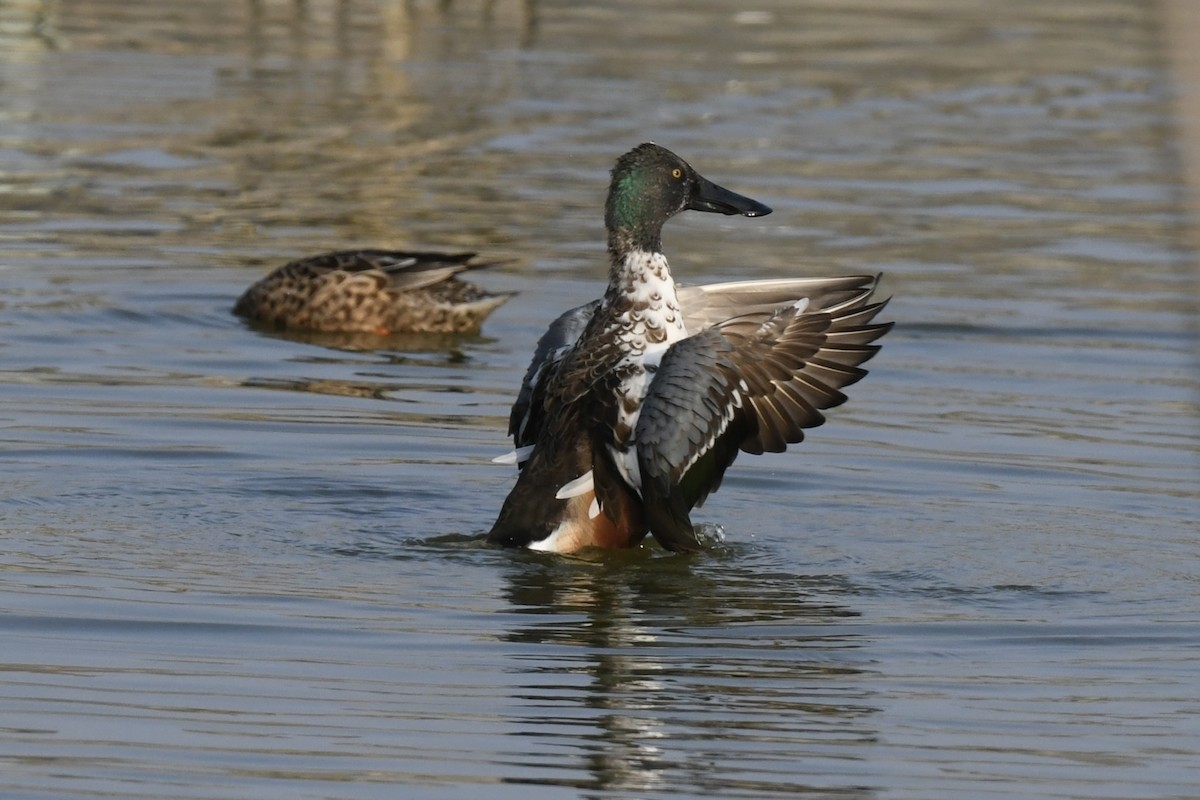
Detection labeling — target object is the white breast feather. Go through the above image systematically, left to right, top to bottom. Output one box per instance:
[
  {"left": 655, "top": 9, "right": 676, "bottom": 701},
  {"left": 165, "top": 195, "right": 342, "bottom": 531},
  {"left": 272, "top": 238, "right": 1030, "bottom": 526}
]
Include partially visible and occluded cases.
[{"left": 608, "top": 250, "right": 687, "bottom": 494}]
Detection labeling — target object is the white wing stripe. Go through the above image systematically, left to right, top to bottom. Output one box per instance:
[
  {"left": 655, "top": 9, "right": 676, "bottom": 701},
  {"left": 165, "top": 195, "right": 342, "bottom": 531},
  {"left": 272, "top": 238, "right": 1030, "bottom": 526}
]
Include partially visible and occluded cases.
[
  {"left": 676, "top": 388, "right": 741, "bottom": 478},
  {"left": 492, "top": 445, "right": 535, "bottom": 465},
  {"left": 555, "top": 469, "right": 595, "bottom": 500}
]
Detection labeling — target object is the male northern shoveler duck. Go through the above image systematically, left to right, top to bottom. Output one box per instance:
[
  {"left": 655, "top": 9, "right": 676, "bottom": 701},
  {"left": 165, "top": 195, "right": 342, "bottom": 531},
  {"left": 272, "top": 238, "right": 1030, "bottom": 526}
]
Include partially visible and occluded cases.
[
  {"left": 488, "top": 143, "right": 892, "bottom": 553},
  {"left": 233, "top": 250, "right": 513, "bottom": 334}
]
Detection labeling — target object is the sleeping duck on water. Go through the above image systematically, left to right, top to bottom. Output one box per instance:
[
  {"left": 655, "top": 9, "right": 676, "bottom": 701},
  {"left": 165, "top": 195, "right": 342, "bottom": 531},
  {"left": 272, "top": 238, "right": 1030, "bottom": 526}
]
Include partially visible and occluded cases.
[
  {"left": 489, "top": 143, "right": 891, "bottom": 554},
  {"left": 234, "top": 249, "right": 512, "bottom": 335}
]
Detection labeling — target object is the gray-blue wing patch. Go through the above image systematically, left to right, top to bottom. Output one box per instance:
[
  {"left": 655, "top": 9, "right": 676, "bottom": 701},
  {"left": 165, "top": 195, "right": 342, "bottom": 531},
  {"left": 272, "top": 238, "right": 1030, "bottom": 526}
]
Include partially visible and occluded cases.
[
  {"left": 634, "top": 281, "right": 891, "bottom": 549},
  {"left": 509, "top": 299, "right": 601, "bottom": 447},
  {"left": 633, "top": 328, "right": 750, "bottom": 550}
]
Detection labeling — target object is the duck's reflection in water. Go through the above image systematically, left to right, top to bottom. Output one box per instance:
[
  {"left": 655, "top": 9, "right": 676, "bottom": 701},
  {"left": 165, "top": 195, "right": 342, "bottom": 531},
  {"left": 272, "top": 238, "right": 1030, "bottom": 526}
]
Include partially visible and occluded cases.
[{"left": 497, "top": 550, "right": 880, "bottom": 797}]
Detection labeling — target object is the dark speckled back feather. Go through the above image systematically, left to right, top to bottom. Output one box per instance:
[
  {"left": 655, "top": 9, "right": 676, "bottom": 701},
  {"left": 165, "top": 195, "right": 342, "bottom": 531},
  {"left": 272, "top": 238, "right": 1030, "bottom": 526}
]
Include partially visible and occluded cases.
[{"left": 233, "top": 249, "right": 513, "bottom": 335}]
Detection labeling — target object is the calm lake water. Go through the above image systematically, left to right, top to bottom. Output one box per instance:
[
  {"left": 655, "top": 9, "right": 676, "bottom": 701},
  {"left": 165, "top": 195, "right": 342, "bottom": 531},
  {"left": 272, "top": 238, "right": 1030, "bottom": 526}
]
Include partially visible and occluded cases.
[{"left": 2, "top": 0, "right": 1197, "bottom": 798}]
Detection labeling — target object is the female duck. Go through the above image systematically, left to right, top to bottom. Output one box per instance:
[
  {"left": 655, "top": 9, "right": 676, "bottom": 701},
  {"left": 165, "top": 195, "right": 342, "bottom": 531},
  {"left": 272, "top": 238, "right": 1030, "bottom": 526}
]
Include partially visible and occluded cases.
[
  {"left": 489, "top": 143, "right": 891, "bottom": 553},
  {"left": 234, "top": 249, "right": 512, "bottom": 335}
]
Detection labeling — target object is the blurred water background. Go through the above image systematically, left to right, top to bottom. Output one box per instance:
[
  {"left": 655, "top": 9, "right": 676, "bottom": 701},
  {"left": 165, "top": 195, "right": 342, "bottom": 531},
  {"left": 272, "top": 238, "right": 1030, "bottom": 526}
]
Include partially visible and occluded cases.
[{"left": 1, "top": 1, "right": 1197, "bottom": 798}]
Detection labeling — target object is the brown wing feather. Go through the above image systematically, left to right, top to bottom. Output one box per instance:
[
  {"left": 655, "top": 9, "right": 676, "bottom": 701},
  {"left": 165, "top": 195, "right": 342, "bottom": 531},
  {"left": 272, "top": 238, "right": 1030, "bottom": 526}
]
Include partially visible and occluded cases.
[
  {"left": 287, "top": 250, "right": 484, "bottom": 292},
  {"left": 635, "top": 276, "right": 891, "bottom": 549}
]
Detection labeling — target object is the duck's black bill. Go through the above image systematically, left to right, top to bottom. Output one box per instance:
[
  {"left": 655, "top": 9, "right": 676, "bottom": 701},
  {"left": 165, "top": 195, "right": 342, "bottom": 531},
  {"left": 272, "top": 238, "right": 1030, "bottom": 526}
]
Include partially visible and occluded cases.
[{"left": 688, "top": 175, "right": 773, "bottom": 217}]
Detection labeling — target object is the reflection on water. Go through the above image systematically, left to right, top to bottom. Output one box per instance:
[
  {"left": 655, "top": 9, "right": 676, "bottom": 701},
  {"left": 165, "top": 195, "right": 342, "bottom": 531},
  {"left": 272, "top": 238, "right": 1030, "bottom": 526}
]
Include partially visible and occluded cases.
[
  {"left": 1, "top": 0, "right": 1197, "bottom": 798},
  {"left": 236, "top": 323, "right": 494, "bottom": 355},
  {"left": 499, "top": 554, "right": 875, "bottom": 797}
]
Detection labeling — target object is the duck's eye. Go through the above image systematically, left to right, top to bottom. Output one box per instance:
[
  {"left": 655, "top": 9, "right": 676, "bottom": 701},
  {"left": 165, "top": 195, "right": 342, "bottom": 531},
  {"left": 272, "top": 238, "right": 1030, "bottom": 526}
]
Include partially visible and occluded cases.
[{"left": 671, "top": 168, "right": 683, "bottom": 180}]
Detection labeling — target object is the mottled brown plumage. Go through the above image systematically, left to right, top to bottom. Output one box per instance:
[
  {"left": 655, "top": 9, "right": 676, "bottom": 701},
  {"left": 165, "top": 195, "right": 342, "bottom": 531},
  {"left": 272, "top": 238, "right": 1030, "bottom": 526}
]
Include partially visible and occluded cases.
[{"left": 233, "top": 249, "right": 513, "bottom": 334}]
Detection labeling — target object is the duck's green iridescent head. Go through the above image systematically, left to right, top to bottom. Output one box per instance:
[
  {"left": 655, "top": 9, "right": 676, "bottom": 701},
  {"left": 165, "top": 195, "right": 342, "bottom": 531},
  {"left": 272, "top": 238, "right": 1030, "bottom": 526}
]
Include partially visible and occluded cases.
[{"left": 604, "top": 143, "right": 772, "bottom": 253}]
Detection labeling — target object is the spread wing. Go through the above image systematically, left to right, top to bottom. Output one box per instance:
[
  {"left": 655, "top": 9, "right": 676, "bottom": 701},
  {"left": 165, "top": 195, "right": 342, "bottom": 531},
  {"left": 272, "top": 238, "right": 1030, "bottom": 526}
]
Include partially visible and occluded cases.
[
  {"left": 677, "top": 274, "right": 881, "bottom": 333},
  {"left": 508, "top": 275, "right": 881, "bottom": 449},
  {"left": 635, "top": 275, "right": 891, "bottom": 550},
  {"left": 508, "top": 300, "right": 602, "bottom": 448}
]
